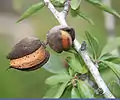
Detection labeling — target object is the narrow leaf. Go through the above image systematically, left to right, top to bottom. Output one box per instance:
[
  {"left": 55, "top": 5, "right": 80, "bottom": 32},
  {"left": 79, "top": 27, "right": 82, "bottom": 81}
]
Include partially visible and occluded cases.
[
  {"left": 59, "top": 0, "right": 66, "bottom": 4},
  {"left": 70, "top": 0, "right": 82, "bottom": 10},
  {"left": 86, "top": 0, "right": 120, "bottom": 18},
  {"left": 17, "top": 1, "right": 44, "bottom": 23},
  {"left": 70, "top": 8, "right": 78, "bottom": 17},
  {"left": 76, "top": 11, "right": 94, "bottom": 25},
  {"left": 85, "top": 31, "right": 100, "bottom": 59},
  {"left": 101, "top": 37, "right": 120, "bottom": 56},
  {"left": 99, "top": 53, "right": 120, "bottom": 64},
  {"left": 99, "top": 53, "right": 113, "bottom": 61},
  {"left": 66, "top": 56, "right": 87, "bottom": 74},
  {"left": 108, "top": 57, "right": 120, "bottom": 64},
  {"left": 98, "top": 61, "right": 108, "bottom": 70},
  {"left": 102, "top": 61, "right": 120, "bottom": 79},
  {"left": 68, "top": 67, "right": 75, "bottom": 76},
  {"left": 45, "top": 74, "right": 72, "bottom": 85},
  {"left": 77, "top": 80, "right": 95, "bottom": 98},
  {"left": 44, "top": 81, "right": 69, "bottom": 98},
  {"left": 54, "top": 81, "right": 69, "bottom": 98},
  {"left": 108, "top": 81, "right": 120, "bottom": 98},
  {"left": 43, "top": 85, "right": 60, "bottom": 98},
  {"left": 61, "top": 85, "right": 72, "bottom": 98},
  {"left": 71, "top": 87, "right": 81, "bottom": 98}
]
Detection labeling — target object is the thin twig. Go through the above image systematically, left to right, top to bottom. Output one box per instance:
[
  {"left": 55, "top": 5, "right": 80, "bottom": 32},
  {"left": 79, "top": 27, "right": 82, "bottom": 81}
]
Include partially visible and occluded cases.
[
  {"left": 43, "top": 0, "right": 115, "bottom": 98},
  {"left": 62, "top": 0, "right": 71, "bottom": 18}
]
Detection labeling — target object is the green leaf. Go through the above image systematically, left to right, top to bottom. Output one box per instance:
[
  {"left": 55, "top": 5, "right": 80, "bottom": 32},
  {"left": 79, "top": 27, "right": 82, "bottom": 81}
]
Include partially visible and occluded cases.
[
  {"left": 59, "top": 0, "right": 66, "bottom": 4},
  {"left": 70, "top": 0, "right": 82, "bottom": 10},
  {"left": 86, "top": 0, "right": 120, "bottom": 18},
  {"left": 17, "top": 1, "right": 44, "bottom": 23},
  {"left": 70, "top": 8, "right": 79, "bottom": 17},
  {"left": 76, "top": 11, "right": 94, "bottom": 25},
  {"left": 85, "top": 31, "right": 100, "bottom": 60},
  {"left": 101, "top": 37, "right": 120, "bottom": 56},
  {"left": 75, "top": 52, "right": 85, "bottom": 66},
  {"left": 99, "top": 53, "right": 120, "bottom": 64},
  {"left": 99, "top": 53, "right": 112, "bottom": 61},
  {"left": 44, "top": 54, "right": 67, "bottom": 74},
  {"left": 66, "top": 56, "right": 87, "bottom": 74},
  {"left": 108, "top": 57, "right": 120, "bottom": 64},
  {"left": 98, "top": 61, "right": 108, "bottom": 70},
  {"left": 102, "top": 61, "right": 120, "bottom": 79},
  {"left": 68, "top": 67, "right": 75, "bottom": 76},
  {"left": 45, "top": 74, "right": 72, "bottom": 85},
  {"left": 77, "top": 80, "right": 95, "bottom": 98},
  {"left": 44, "top": 81, "right": 69, "bottom": 98},
  {"left": 54, "top": 81, "right": 69, "bottom": 98},
  {"left": 108, "top": 81, "right": 120, "bottom": 98},
  {"left": 43, "top": 85, "right": 60, "bottom": 98},
  {"left": 61, "top": 85, "right": 72, "bottom": 98},
  {"left": 71, "top": 87, "right": 81, "bottom": 98}
]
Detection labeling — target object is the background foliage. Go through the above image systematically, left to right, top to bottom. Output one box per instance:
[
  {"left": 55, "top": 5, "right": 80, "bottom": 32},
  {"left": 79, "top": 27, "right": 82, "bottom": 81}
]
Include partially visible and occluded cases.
[{"left": 0, "top": 0, "right": 120, "bottom": 98}]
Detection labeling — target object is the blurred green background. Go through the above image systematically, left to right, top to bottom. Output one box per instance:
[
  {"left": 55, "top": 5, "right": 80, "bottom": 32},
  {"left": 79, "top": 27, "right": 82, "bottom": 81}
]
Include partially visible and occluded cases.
[{"left": 0, "top": 0, "right": 120, "bottom": 98}]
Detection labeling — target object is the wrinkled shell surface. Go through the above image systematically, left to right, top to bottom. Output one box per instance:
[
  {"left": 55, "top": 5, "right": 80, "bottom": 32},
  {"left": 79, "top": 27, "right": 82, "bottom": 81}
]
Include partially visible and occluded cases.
[
  {"left": 7, "top": 37, "right": 50, "bottom": 71},
  {"left": 7, "top": 37, "right": 42, "bottom": 60}
]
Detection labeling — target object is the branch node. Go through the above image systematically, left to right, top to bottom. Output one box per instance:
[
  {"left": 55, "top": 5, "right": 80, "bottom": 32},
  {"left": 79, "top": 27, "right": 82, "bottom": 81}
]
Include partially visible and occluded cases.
[
  {"left": 62, "top": 0, "right": 71, "bottom": 18},
  {"left": 80, "top": 41, "right": 87, "bottom": 51}
]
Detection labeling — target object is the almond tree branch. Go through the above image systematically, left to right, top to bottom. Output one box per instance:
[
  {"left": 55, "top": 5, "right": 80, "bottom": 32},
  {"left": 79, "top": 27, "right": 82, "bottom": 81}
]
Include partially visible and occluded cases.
[
  {"left": 44, "top": 0, "right": 115, "bottom": 98},
  {"left": 62, "top": 0, "right": 71, "bottom": 18}
]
